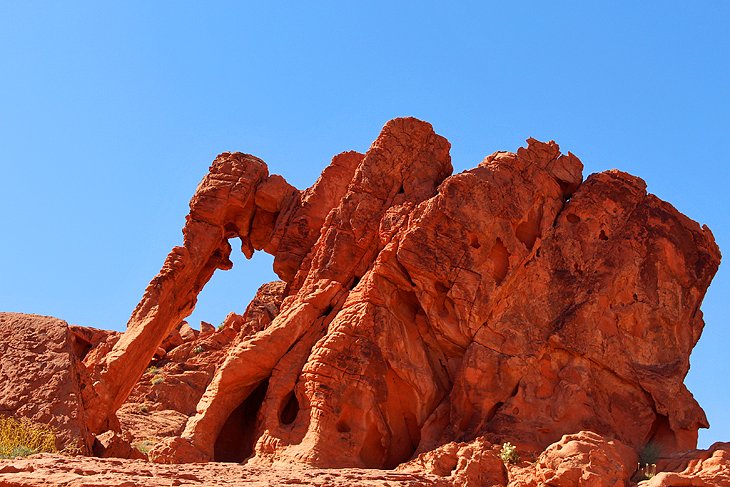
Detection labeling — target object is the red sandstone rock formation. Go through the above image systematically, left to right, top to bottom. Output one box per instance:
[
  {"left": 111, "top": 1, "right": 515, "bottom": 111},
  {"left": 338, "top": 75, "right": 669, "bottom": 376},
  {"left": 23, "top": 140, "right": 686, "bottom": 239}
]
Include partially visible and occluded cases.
[
  {"left": 0, "top": 117, "right": 723, "bottom": 486},
  {"left": 82, "top": 118, "right": 719, "bottom": 466},
  {"left": 149, "top": 119, "right": 717, "bottom": 469},
  {"left": 115, "top": 281, "right": 287, "bottom": 451},
  {"left": 0, "top": 313, "right": 93, "bottom": 454},
  {"left": 646, "top": 441, "right": 730, "bottom": 486}
]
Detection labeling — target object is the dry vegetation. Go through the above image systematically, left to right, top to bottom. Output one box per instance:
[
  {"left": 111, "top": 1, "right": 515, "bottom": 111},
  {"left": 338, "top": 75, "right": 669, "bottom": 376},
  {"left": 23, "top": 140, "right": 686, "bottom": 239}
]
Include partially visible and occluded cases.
[{"left": 0, "top": 416, "right": 57, "bottom": 458}]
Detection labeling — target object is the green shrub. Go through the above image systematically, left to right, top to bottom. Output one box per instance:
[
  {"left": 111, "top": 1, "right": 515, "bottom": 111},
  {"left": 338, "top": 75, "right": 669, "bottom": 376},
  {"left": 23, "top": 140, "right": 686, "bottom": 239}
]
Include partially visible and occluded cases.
[
  {"left": 193, "top": 345, "right": 205, "bottom": 354},
  {"left": 145, "top": 365, "right": 160, "bottom": 375},
  {"left": 150, "top": 375, "right": 165, "bottom": 386},
  {"left": 0, "top": 416, "right": 57, "bottom": 458},
  {"left": 133, "top": 439, "right": 156, "bottom": 455},
  {"left": 500, "top": 442, "right": 520, "bottom": 464}
]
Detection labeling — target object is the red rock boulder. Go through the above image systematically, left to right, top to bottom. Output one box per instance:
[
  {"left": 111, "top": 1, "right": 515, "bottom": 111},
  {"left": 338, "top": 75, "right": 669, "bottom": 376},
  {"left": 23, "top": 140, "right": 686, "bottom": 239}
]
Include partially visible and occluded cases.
[{"left": 0, "top": 313, "right": 93, "bottom": 454}]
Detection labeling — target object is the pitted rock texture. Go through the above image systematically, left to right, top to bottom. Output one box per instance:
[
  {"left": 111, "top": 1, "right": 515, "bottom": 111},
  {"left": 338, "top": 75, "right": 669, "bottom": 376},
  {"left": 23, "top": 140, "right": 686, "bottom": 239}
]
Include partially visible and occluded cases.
[
  {"left": 77, "top": 117, "right": 719, "bottom": 470},
  {"left": 1, "top": 118, "right": 721, "bottom": 485},
  {"left": 528, "top": 431, "right": 636, "bottom": 486},
  {"left": 398, "top": 436, "right": 507, "bottom": 486},
  {"left": 645, "top": 442, "right": 730, "bottom": 486}
]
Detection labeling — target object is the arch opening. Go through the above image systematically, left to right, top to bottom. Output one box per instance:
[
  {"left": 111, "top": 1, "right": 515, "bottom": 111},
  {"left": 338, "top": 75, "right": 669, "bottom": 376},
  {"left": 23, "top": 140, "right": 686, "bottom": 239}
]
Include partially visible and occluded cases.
[{"left": 187, "top": 241, "right": 276, "bottom": 330}]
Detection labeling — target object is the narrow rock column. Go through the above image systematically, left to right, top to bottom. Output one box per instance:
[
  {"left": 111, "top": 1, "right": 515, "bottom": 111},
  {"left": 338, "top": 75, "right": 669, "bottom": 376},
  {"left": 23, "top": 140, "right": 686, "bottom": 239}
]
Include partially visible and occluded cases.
[{"left": 85, "top": 153, "right": 270, "bottom": 433}]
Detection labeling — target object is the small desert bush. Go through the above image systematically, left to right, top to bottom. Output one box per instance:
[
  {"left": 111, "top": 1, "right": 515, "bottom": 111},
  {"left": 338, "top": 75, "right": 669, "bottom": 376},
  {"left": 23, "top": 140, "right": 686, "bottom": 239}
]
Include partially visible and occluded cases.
[
  {"left": 193, "top": 345, "right": 205, "bottom": 354},
  {"left": 146, "top": 365, "right": 160, "bottom": 375},
  {"left": 150, "top": 375, "right": 165, "bottom": 386},
  {"left": 0, "top": 416, "right": 57, "bottom": 458},
  {"left": 133, "top": 439, "right": 156, "bottom": 455},
  {"left": 500, "top": 442, "right": 520, "bottom": 464},
  {"left": 637, "top": 442, "right": 660, "bottom": 480},
  {"left": 639, "top": 442, "right": 660, "bottom": 465},
  {"left": 638, "top": 462, "right": 657, "bottom": 480}
]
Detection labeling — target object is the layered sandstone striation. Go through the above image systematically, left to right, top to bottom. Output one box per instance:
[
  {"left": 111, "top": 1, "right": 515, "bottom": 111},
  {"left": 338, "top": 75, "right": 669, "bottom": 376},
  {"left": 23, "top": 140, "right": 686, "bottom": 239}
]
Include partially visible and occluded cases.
[{"left": 0, "top": 117, "right": 723, "bottom": 485}]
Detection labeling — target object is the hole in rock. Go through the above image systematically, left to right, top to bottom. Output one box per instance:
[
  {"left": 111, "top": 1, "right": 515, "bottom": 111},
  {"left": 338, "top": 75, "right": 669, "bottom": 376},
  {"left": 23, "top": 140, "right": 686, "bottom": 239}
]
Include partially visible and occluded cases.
[
  {"left": 557, "top": 179, "right": 576, "bottom": 198},
  {"left": 396, "top": 183, "right": 405, "bottom": 195},
  {"left": 515, "top": 207, "right": 542, "bottom": 250},
  {"left": 566, "top": 213, "right": 581, "bottom": 224},
  {"left": 223, "top": 222, "right": 240, "bottom": 237},
  {"left": 599, "top": 229, "right": 609, "bottom": 241},
  {"left": 468, "top": 234, "right": 481, "bottom": 249},
  {"left": 489, "top": 238, "right": 510, "bottom": 285},
  {"left": 187, "top": 244, "right": 276, "bottom": 330},
  {"left": 70, "top": 335, "right": 93, "bottom": 360},
  {"left": 383, "top": 368, "right": 421, "bottom": 469},
  {"left": 214, "top": 379, "right": 269, "bottom": 462},
  {"left": 279, "top": 391, "right": 300, "bottom": 426},
  {"left": 485, "top": 401, "right": 505, "bottom": 424},
  {"left": 645, "top": 413, "right": 676, "bottom": 455},
  {"left": 336, "top": 420, "right": 351, "bottom": 433},
  {"left": 445, "top": 456, "right": 459, "bottom": 475}
]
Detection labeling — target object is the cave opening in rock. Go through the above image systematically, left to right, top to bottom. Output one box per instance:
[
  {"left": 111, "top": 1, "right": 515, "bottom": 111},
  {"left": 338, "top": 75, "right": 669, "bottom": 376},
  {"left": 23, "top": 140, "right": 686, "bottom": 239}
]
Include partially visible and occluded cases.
[
  {"left": 213, "top": 379, "right": 270, "bottom": 462},
  {"left": 279, "top": 390, "right": 300, "bottom": 425},
  {"left": 645, "top": 412, "right": 676, "bottom": 455}
]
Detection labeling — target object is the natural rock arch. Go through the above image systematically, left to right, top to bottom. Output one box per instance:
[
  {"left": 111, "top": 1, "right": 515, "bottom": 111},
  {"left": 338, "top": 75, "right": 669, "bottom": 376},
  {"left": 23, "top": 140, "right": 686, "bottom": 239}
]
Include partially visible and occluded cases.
[{"left": 83, "top": 118, "right": 720, "bottom": 470}]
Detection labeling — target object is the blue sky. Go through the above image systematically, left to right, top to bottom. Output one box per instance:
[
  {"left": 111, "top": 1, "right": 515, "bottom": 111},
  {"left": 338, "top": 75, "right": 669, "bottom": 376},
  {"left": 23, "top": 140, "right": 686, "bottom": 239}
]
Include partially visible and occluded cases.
[{"left": 1, "top": 2, "right": 727, "bottom": 448}]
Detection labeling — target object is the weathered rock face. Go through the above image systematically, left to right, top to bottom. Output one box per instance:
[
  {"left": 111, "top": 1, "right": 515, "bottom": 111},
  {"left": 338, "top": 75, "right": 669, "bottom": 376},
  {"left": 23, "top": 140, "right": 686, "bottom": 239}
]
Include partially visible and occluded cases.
[
  {"left": 77, "top": 117, "right": 719, "bottom": 470},
  {"left": 1, "top": 118, "right": 721, "bottom": 486},
  {"left": 115, "top": 281, "right": 287, "bottom": 450},
  {"left": 0, "top": 313, "right": 92, "bottom": 453},
  {"left": 528, "top": 431, "right": 637, "bottom": 486},
  {"left": 399, "top": 436, "right": 507, "bottom": 487},
  {"left": 647, "top": 441, "right": 730, "bottom": 486}
]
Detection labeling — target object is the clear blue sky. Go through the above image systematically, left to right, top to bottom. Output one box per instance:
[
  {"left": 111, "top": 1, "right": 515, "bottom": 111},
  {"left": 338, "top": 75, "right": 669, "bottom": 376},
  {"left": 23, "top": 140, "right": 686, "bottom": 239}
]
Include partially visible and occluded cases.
[{"left": 1, "top": 2, "right": 727, "bottom": 449}]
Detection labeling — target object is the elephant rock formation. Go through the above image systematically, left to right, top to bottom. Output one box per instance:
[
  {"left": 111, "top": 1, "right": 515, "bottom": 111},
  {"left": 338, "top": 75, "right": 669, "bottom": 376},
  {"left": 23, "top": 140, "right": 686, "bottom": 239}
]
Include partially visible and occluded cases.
[{"left": 79, "top": 117, "right": 719, "bottom": 473}]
